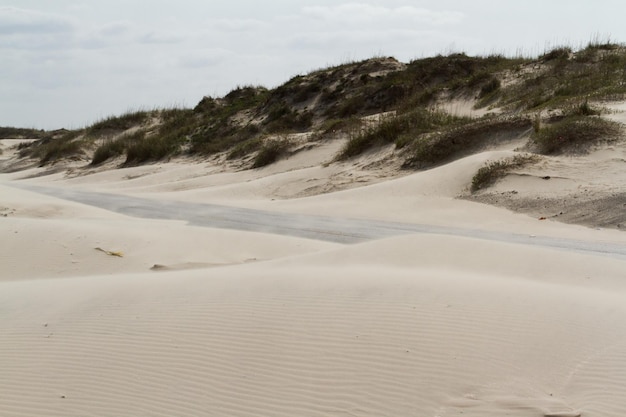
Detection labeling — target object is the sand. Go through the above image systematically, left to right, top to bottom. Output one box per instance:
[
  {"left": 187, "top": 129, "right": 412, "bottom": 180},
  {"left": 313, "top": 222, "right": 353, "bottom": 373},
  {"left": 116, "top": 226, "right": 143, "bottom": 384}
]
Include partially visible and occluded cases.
[{"left": 1, "top": 129, "right": 626, "bottom": 417}]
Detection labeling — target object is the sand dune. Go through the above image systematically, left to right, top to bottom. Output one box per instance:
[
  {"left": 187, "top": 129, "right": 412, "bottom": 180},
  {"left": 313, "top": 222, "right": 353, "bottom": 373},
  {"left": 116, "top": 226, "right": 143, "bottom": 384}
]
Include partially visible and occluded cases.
[
  {"left": 2, "top": 127, "right": 626, "bottom": 416},
  {"left": 1, "top": 236, "right": 625, "bottom": 416}
]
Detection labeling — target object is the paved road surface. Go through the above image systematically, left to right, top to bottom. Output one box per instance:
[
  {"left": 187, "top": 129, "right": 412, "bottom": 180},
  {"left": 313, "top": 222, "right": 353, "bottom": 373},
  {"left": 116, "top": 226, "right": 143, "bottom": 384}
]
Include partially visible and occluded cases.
[{"left": 10, "top": 183, "right": 626, "bottom": 259}]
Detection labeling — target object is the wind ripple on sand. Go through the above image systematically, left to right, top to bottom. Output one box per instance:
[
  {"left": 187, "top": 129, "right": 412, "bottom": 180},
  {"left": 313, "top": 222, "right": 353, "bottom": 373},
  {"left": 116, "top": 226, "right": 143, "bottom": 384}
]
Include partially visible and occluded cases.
[{"left": 1, "top": 266, "right": 626, "bottom": 417}]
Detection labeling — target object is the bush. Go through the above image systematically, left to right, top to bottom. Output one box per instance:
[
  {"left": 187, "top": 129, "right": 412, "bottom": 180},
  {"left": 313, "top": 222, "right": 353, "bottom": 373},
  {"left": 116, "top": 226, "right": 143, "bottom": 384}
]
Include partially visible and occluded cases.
[
  {"left": 541, "top": 47, "right": 572, "bottom": 61},
  {"left": 478, "top": 77, "right": 501, "bottom": 98},
  {"left": 570, "top": 100, "right": 599, "bottom": 116},
  {"left": 264, "top": 106, "right": 313, "bottom": 133},
  {"left": 337, "top": 109, "right": 460, "bottom": 160},
  {"left": 88, "top": 110, "right": 150, "bottom": 136},
  {"left": 338, "top": 115, "right": 408, "bottom": 159},
  {"left": 532, "top": 115, "right": 621, "bottom": 154},
  {"left": 404, "top": 116, "right": 532, "bottom": 169},
  {"left": 314, "top": 117, "right": 363, "bottom": 140},
  {"left": 0, "top": 127, "right": 47, "bottom": 139},
  {"left": 21, "top": 130, "right": 85, "bottom": 165},
  {"left": 91, "top": 131, "right": 145, "bottom": 165},
  {"left": 125, "top": 135, "right": 178, "bottom": 165},
  {"left": 227, "top": 137, "right": 263, "bottom": 159},
  {"left": 253, "top": 138, "right": 291, "bottom": 168},
  {"left": 41, "top": 139, "right": 85, "bottom": 165},
  {"left": 91, "top": 140, "right": 126, "bottom": 165},
  {"left": 471, "top": 154, "right": 539, "bottom": 192}
]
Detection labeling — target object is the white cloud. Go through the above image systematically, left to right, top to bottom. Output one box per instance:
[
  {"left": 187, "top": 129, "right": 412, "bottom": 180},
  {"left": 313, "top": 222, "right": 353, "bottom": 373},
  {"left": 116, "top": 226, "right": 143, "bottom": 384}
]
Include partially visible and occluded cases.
[
  {"left": 302, "top": 3, "right": 464, "bottom": 26},
  {"left": 0, "top": 6, "right": 73, "bottom": 35},
  {"left": 0, "top": 7, "right": 76, "bottom": 50},
  {"left": 210, "top": 18, "right": 268, "bottom": 32},
  {"left": 97, "top": 21, "right": 132, "bottom": 37},
  {"left": 138, "top": 31, "right": 186, "bottom": 45},
  {"left": 178, "top": 48, "right": 235, "bottom": 69}
]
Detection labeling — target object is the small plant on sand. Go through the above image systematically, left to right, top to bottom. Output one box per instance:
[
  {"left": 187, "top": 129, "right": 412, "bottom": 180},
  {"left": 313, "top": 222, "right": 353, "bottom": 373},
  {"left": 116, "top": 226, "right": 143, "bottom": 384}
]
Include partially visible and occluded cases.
[
  {"left": 540, "top": 46, "right": 572, "bottom": 62},
  {"left": 478, "top": 77, "right": 501, "bottom": 98},
  {"left": 570, "top": 99, "right": 600, "bottom": 116},
  {"left": 124, "top": 109, "right": 195, "bottom": 164},
  {"left": 337, "top": 109, "right": 460, "bottom": 160},
  {"left": 88, "top": 110, "right": 150, "bottom": 136},
  {"left": 532, "top": 113, "right": 543, "bottom": 133},
  {"left": 337, "top": 114, "right": 405, "bottom": 159},
  {"left": 532, "top": 115, "right": 621, "bottom": 154},
  {"left": 404, "top": 116, "right": 532, "bottom": 169},
  {"left": 0, "top": 127, "right": 47, "bottom": 139},
  {"left": 22, "top": 130, "right": 86, "bottom": 165},
  {"left": 91, "top": 131, "right": 145, "bottom": 165},
  {"left": 124, "top": 135, "right": 178, "bottom": 165},
  {"left": 227, "top": 137, "right": 264, "bottom": 160},
  {"left": 253, "top": 137, "right": 291, "bottom": 168},
  {"left": 91, "top": 140, "right": 126, "bottom": 165},
  {"left": 471, "top": 154, "right": 540, "bottom": 192}
]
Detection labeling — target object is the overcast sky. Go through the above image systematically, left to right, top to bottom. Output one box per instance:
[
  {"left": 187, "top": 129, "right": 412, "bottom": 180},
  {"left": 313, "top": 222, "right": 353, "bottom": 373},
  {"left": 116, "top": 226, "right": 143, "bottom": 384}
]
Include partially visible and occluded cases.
[{"left": 2, "top": 0, "right": 625, "bottom": 129}]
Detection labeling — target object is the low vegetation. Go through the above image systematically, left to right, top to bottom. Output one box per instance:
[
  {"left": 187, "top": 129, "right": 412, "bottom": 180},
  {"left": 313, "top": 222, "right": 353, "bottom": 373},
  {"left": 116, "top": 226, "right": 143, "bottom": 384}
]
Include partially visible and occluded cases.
[
  {"left": 5, "top": 40, "right": 626, "bottom": 172},
  {"left": 487, "top": 43, "right": 626, "bottom": 112},
  {"left": 337, "top": 109, "right": 463, "bottom": 160},
  {"left": 87, "top": 110, "right": 150, "bottom": 136},
  {"left": 531, "top": 115, "right": 622, "bottom": 154},
  {"left": 404, "top": 116, "right": 532, "bottom": 169},
  {"left": 0, "top": 127, "right": 47, "bottom": 139},
  {"left": 18, "top": 130, "right": 85, "bottom": 166},
  {"left": 91, "top": 131, "right": 145, "bottom": 165},
  {"left": 227, "top": 137, "right": 264, "bottom": 160},
  {"left": 253, "top": 137, "right": 292, "bottom": 168},
  {"left": 471, "top": 154, "right": 540, "bottom": 192}
]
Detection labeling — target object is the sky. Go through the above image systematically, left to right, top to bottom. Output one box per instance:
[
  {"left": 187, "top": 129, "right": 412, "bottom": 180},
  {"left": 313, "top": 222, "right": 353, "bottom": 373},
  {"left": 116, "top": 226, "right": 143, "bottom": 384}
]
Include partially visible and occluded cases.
[{"left": 1, "top": 0, "right": 625, "bottom": 129}]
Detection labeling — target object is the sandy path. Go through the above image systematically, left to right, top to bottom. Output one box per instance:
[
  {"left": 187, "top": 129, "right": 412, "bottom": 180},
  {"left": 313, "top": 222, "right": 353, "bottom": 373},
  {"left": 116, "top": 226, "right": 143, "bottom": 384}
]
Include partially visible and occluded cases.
[{"left": 9, "top": 182, "right": 626, "bottom": 259}]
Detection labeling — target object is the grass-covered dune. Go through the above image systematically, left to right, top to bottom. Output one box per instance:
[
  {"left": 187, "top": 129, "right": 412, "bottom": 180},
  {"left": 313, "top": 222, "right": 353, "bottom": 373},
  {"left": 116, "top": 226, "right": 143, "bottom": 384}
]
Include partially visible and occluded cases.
[{"left": 9, "top": 40, "right": 626, "bottom": 170}]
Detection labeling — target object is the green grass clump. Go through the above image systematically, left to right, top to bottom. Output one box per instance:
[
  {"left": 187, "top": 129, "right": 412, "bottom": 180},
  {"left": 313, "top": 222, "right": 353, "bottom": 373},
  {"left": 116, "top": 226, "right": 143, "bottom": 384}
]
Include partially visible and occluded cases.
[
  {"left": 493, "top": 43, "right": 626, "bottom": 111},
  {"left": 541, "top": 46, "right": 572, "bottom": 61},
  {"left": 392, "top": 53, "right": 528, "bottom": 112},
  {"left": 478, "top": 77, "right": 501, "bottom": 98},
  {"left": 190, "top": 87, "right": 268, "bottom": 155},
  {"left": 569, "top": 100, "right": 600, "bottom": 116},
  {"left": 263, "top": 104, "right": 313, "bottom": 133},
  {"left": 123, "top": 109, "right": 195, "bottom": 165},
  {"left": 337, "top": 109, "right": 461, "bottom": 160},
  {"left": 88, "top": 110, "right": 150, "bottom": 136},
  {"left": 338, "top": 115, "right": 407, "bottom": 159},
  {"left": 532, "top": 115, "right": 622, "bottom": 154},
  {"left": 405, "top": 116, "right": 532, "bottom": 169},
  {"left": 312, "top": 117, "right": 364, "bottom": 141},
  {"left": 321, "top": 117, "right": 363, "bottom": 135},
  {"left": 0, "top": 127, "right": 47, "bottom": 139},
  {"left": 17, "top": 130, "right": 85, "bottom": 165},
  {"left": 91, "top": 131, "right": 145, "bottom": 165},
  {"left": 40, "top": 134, "right": 85, "bottom": 165},
  {"left": 125, "top": 135, "right": 177, "bottom": 165},
  {"left": 227, "top": 137, "right": 264, "bottom": 159},
  {"left": 253, "top": 138, "right": 291, "bottom": 168},
  {"left": 91, "top": 140, "right": 126, "bottom": 165},
  {"left": 471, "top": 154, "right": 540, "bottom": 192}
]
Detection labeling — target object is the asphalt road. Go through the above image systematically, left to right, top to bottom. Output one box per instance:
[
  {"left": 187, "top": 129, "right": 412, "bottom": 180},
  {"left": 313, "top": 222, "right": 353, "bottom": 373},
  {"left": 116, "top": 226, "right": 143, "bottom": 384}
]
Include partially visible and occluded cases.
[{"left": 10, "top": 183, "right": 626, "bottom": 259}]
